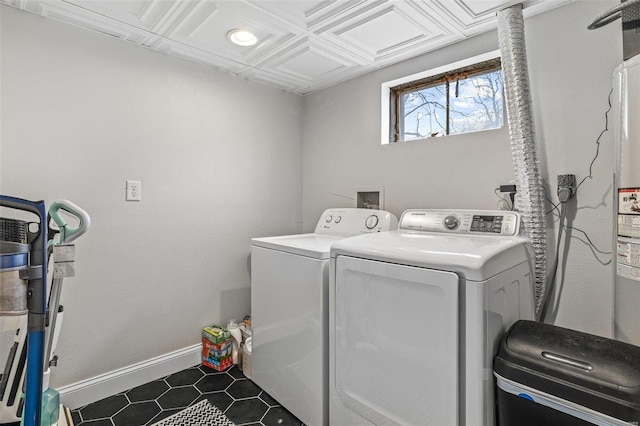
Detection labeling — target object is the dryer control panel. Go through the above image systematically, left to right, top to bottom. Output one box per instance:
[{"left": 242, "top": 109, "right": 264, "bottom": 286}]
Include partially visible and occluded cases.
[
  {"left": 314, "top": 208, "right": 398, "bottom": 237},
  {"left": 399, "top": 209, "right": 521, "bottom": 236}
]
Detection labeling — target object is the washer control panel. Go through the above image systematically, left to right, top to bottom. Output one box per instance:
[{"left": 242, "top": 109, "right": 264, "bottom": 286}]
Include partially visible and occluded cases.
[
  {"left": 315, "top": 208, "right": 398, "bottom": 236},
  {"left": 399, "top": 209, "right": 521, "bottom": 236}
]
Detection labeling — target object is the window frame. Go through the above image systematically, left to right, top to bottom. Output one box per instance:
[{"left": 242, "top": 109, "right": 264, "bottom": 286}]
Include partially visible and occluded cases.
[{"left": 381, "top": 50, "right": 502, "bottom": 145}]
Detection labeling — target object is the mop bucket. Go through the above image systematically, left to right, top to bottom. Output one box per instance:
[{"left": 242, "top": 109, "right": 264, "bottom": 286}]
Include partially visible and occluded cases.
[{"left": 0, "top": 219, "right": 31, "bottom": 424}]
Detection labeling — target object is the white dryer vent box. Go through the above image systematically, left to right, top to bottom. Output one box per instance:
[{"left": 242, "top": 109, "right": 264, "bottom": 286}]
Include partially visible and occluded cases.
[{"left": 356, "top": 187, "right": 384, "bottom": 210}]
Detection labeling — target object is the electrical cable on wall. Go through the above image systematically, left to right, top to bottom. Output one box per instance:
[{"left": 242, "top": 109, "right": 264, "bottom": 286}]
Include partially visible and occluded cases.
[
  {"left": 539, "top": 88, "right": 614, "bottom": 322},
  {"left": 576, "top": 89, "right": 613, "bottom": 193},
  {"left": 543, "top": 185, "right": 612, "bottom": 261},
  {"left": 544, "top": 186, "right": 561, "bottom": 216},
  {"left": 494, "top": 188, "right": 512, "bottom": 210},
  {"left": 331, "top": 193, "right": 356, "bottom": 201},
  {"left": 540, "top": 202, "right": 567, "bottom": 322},
  {"left": 565, "top": 224, "right": 612, "bottom": 265}
]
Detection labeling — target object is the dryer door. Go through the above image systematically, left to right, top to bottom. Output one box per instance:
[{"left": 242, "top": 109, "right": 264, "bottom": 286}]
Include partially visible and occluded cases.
[{"left": 334, "top": 256, "right": 459, "bottom": 426}]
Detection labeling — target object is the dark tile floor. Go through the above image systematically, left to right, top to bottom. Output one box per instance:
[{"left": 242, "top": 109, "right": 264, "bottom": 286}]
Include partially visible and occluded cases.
[{"left": 70, "top": 365, "right": 305, "bottom": 426}]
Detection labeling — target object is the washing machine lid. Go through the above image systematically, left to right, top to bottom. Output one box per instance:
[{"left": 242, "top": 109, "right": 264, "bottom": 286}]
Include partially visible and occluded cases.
[
  {"left": 251, "top": 208, "right": 398, "bottom": 260},
  {"left": 330, "top": 230, "right": 532, "bottom": 281},
  {"left": 252, "top": 233, "right": 343, "bottom": 259}
]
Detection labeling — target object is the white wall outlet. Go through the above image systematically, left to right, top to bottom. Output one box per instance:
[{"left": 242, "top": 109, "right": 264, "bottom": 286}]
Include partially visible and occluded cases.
[{"left": 126, "top": 180, "right": 141, "bottom": 201}]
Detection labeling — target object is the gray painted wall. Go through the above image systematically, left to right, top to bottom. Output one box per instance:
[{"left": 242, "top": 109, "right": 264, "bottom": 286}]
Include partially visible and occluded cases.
[
  {"left": 302, "top": 0, "right": 620, "bottom": 337},
  {"left": 0, "top": 5, "right": 303, "bottom": 388}
]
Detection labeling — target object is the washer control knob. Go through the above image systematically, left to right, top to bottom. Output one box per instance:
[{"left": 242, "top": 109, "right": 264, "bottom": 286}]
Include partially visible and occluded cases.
[
  {"left": 325, "top": 215, "right": 333, "bottom": 223},
  {"left": 365, "top": 215, "right": 379, "bottom": 229},
  {"left": 444, "top": 215, "right": 460, "bottom": 230},
  {"left": 335, "top": 216, "right": 342, "bottom": 223}
]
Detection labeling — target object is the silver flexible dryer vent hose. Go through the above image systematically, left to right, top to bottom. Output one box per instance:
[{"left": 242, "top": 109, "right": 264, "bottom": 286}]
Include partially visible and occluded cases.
[{"left": 497, "top": 5, "right": 547, "bottom": 318}]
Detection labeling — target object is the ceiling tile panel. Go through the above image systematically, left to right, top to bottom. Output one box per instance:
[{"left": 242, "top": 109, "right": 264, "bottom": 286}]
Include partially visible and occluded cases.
[
  {"left": 0, "top": 0, "right": 576, "bottom": 94},
  {"left": 28, "top": 0, "right": 151, "bottom": 44},
  {"left": 62, "top": 0, "right": 153, "bottom": 27},
  {"left": 138, "top": 0, "right": 181, "bottom": 32},
  {"left": 245, "top": 0, "right": 325, "bottom": 28},
  {"left": 424, "top": 0, "right": 499, "bottom": 31},
  {"left": 427, "top": 0, "right": 571, "bottom": 36},
  {"left": 462, "top": 0, "right": 521, "bottom": 16},
  {"left": 147, "top": 1, "right": 203, "bottom": 36},
  {"left": 164, "top": 1, "right": 304, "bottom": 67},
  {"left": 319, "top": 1, "right": 457, "bottom": 64},
  {"left": 165, "top": 2, "right": 253, "bottom": 60},
  {"left": 340, "top": 8, "right": 426, "bottom": 54},
  {"left": 257, "top": 36, "right": 360, "bottom": 83},
  {"left": 153, "top": 38, "right": 247, "bottom": 73},
  {"left": 278, "top": 48, "right": 346, "bottom": 80}
]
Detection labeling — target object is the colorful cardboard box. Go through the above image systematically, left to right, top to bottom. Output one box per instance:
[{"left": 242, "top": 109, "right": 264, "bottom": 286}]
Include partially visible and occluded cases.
[{"left": 202, "top": 325, "right": 233, "bottom": 371}]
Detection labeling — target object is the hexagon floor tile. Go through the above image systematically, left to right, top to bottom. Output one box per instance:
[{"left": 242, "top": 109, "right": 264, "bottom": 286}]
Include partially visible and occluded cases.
[{"left": 71, "top": 365, "right": 305, "bottom": 425}]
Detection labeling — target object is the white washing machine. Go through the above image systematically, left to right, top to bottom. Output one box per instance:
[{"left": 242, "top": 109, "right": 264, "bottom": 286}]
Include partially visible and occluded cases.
[
  {"left": 251, "top": 208, "right": 398, "bottom": 426},
  {"left": 329, "top": 209, "right": 534, "bottom": 426}
]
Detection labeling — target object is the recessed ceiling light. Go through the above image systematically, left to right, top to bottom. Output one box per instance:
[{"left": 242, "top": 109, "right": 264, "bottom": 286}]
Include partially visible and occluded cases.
[{"left": 227, "top": 29, "right": 257, "bottom": 47}]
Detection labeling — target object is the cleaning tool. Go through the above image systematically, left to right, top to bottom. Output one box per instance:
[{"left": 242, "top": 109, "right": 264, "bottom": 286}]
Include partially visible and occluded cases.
[
  {"left": 0, "top": 196, "right": 48, "bottom": 426},
  {"left": 0, "top": 198, "right": 89, "bottom": 426},
  {"left": 39, "top": 201, "right": 90, "bottom": 426}
]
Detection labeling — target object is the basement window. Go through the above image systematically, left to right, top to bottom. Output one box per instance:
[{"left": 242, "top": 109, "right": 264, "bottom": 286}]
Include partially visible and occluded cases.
[{"left": 382, "top": 52, "right": 503, "bottom": 143}]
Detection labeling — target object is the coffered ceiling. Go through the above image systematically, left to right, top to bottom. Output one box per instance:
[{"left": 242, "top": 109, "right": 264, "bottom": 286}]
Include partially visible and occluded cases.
[{"left": 1, "top": 0, "right": 574, "bottom": 94}]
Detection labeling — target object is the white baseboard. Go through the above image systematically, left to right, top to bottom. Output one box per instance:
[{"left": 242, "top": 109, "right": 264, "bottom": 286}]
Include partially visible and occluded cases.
[{"left": 58, "top": 344, "right": 201, "bottom": 409}]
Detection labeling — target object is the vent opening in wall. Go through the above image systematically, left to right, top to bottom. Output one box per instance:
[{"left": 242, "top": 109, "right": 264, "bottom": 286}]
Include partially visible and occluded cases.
[{"left": 357, "top": 191, "right": 382, "bottom": 210}]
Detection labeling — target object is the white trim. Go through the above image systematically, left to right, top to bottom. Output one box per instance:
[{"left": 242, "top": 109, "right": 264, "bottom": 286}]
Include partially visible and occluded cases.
[
  {"left": 380, "top": 49, "right": 501, "bottom": 145},
  {"left": 58, "top": 344, "right": 201, "bottom": 409}
]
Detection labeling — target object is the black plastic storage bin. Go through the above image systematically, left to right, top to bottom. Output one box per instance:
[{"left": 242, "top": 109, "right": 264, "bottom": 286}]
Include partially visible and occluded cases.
[{"left": 494, "top": 320, "right": 640, "bottom": 426}]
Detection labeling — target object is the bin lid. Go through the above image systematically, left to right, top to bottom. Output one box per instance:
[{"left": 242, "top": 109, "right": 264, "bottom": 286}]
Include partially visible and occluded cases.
[{"left": 494, "top": 320, "right": 640, "bottom": 422}]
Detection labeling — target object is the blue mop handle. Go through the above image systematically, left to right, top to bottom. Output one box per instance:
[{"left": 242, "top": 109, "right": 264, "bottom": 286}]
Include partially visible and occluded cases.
[{"left": 0, "top": 195, "right": 47, "bottom": 426}]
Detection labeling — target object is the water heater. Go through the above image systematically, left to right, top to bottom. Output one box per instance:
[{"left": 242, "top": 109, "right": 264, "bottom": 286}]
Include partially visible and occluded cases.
[
  {"left": 613, "top": 0, "right": 640, "bottom": 344},
  {"left": 614, "top": 54, "right": 640, "bottom": 343}
]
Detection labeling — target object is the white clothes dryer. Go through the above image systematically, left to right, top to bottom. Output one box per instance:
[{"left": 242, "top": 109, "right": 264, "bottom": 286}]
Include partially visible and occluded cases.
[
  {"left": 251, "top": 208, "right": 398, "bottom": 426},
  {"left": 329, "top": 209, "right": 534, "bottom": 426}
]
